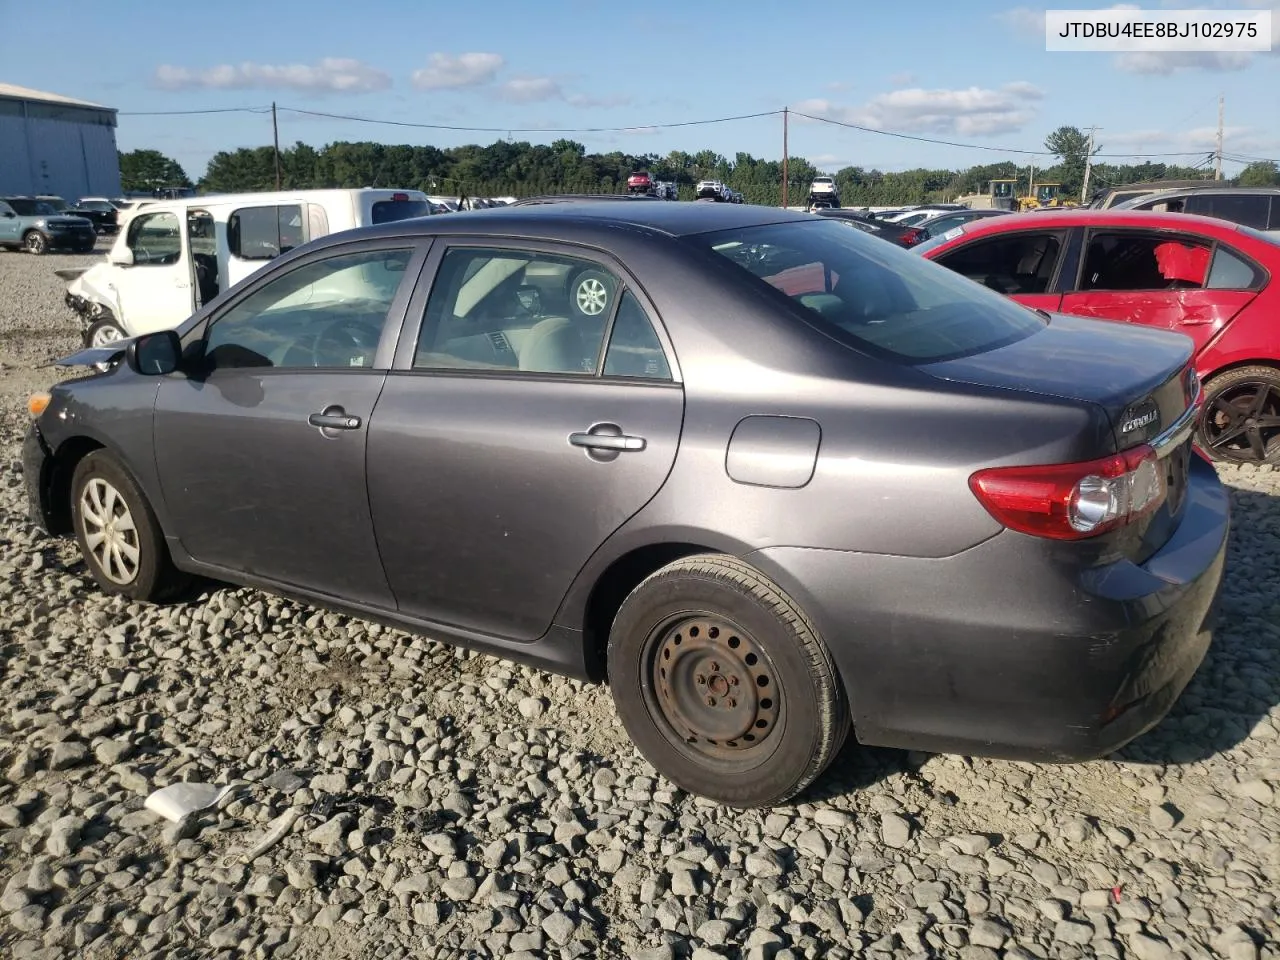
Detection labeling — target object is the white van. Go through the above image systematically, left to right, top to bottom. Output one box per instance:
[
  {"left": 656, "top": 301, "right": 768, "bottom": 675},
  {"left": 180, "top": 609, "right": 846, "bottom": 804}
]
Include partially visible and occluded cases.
[{"left": 64, "top": 188, "right": 432, "bottom": 345}]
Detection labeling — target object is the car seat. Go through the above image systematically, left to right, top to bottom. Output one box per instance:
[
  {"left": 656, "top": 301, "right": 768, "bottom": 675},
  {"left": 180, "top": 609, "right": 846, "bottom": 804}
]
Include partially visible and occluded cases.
[{"left": 519, "top": 317, "right": 587, "bottom": 373}]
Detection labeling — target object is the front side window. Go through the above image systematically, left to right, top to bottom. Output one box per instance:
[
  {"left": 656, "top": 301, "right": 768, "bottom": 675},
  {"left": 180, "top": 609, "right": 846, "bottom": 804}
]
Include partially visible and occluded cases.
[
  {"left": 228, "top": 204, "right": 304, "bottom": 261},
  {"left": 127, "top": 212, "right": 182, "bottom": 265},
  {"left": 698, "top": 219, "right": 1045, "bottom": 364},
  {"left": 932, "top": 231, "right": 1063, "bottom": 295},
  {"left": 1080, "top": 232, "right": 1211, "bottom": 291},
  {"left": 415, "top": 247, "right": 620, "bottom": 375},
  {"left": 204, "top": 248, "right": 413, "bottom": 370}
]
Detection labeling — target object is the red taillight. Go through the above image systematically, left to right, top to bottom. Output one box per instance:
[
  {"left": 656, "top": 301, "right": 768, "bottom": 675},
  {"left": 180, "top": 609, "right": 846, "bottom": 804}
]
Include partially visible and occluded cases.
[
  {"left": 391, "top": 192, "right": 409, "bottom": 201},
  {"left": 899, "top": 228, "right": 925, "bottom": 247},
  {"left": 969, "top": 445, "right": 1166, "bottom": 540}
]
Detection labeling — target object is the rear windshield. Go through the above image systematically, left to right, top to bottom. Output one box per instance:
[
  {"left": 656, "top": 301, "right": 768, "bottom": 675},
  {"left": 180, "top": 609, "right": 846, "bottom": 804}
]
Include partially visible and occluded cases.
[
  {"left": 371, "top": 199, "right": 431, "bottom": 224},
  {"left": 695, "top": 219, "right": 1044, "bottom": 364}
]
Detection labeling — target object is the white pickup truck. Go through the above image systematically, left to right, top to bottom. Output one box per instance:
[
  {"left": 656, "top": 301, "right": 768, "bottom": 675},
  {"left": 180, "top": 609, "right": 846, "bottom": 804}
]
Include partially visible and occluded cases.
[{"left": 63, "top": 188, "right": 432, "bottom": 346}]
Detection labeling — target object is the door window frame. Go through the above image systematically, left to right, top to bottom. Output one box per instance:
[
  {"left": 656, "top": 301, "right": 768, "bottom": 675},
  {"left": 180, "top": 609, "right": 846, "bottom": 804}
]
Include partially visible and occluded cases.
[
  {"left": 126, "top": 210, "right": 186, "bottom": 267},
  {"left": 1069, "top": 226, "right": 1266, "bottom": 293},
  {"left": 932, "top": 228, "right": 1071, "bottom": 296},
  {"left": 391, "top": 236, "right": 682, "bottom": 385},
  {"left": 178, "top": 237, "right": 433, "bottom": 375}
]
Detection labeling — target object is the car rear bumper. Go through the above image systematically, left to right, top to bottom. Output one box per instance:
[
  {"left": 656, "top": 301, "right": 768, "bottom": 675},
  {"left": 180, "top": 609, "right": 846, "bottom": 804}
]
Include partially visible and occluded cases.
[
  {"left": 23, "top": 421, "right": 54, "bottom": 535},
  {"left": 749, "top": 453, "right": 1229, "bottom": 762}
]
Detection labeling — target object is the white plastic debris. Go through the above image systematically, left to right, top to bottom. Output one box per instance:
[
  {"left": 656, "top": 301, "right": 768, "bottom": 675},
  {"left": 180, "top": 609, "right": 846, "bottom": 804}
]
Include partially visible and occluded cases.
[
  {"left": 144, "top": 782, "right": 233, "bottom": 823},
  {"left": 240, "top": 807, "right": 302, "bottom": 863}
]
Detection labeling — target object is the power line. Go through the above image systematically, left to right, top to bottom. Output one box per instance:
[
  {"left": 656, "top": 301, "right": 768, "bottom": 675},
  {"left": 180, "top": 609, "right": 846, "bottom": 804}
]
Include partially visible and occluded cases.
[
  {"left": 118, "top": 106, "right": 272, "bottom": 116},
  {"left": 278, "top": 106, "right": 783, "bottom": 134},
  {"left": 791, "top": 109, "right": 1232, "bottom": 159}
]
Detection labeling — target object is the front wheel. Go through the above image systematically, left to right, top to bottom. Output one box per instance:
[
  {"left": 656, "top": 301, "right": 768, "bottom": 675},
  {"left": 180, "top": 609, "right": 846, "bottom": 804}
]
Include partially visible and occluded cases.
[
  {"left": 24, "top": 231, "right": 48, "bottom": 255},
  {"left": 85, "top": 317, "right": 127, "bottom": 349},
  {"left": 1196, "top": 366, "right": 1280, "bottom": 465},
  {"left": 70, "top": 450, "right": 187, "bottom": 602},
  {"left": 607, "top": 554, "right": 850, "bottom": 808}
]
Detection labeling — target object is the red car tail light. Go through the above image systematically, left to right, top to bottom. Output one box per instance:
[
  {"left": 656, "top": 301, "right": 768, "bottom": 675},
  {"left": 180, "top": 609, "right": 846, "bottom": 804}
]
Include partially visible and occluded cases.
[
  {"left": 898, "top": 228, "right": 925, "bottom": 247},
  {"left": 969, "top": 445, "right": 1166, "bottom": 540}
]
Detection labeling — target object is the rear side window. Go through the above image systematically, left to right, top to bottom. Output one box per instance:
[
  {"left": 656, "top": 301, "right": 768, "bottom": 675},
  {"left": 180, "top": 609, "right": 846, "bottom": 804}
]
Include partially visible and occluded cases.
[
  {"left": 1185, "top": 193, "right": 1271, "bottom": 230},
  {"left": 371, "top": 199, "right": 431, "bottom": 224},
  {"left": 228, "top": 204, "right": 304, "bottom": 260},
  {"left": 698, "top": 219, "right": 1044, "bottom": 364},
  {"left": 933, "top": 232, "right": 1063, "bottom": 295},
  {"left": 1080, "top": 232, "right": 1211, "bottom": 291},
  {"left": 1206, "top": 246, "right": 1264, "bottom": 289},
  {"left": 603, "top": 292, "right": 671, "bottom": 380}
]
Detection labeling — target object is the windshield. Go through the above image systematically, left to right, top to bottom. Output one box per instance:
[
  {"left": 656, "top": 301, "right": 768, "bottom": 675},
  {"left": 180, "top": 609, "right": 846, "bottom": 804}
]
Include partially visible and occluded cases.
[
  {"left": 40, "top": 197, "right": 68, "bottom": 211},
  {"left": 371, "top": 199, "right": 431, "bottom": 224},
  {"left": 78, "top": 200, "right": 115, "bottom": 211},
  {"left": 696, "top": 219, "right": 1043, "bottom": 364}
]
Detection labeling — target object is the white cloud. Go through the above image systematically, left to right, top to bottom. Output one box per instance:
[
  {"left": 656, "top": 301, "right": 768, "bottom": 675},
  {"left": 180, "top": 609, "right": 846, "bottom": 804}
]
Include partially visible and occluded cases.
[
  {"left": 1114, "top": 50, "right": 1254, "bottom": 73},
  {"left": 411, "top": 52, "right": 504, "bottom": 90},
  {"left": 154, "top": 58, "right": 391, "bottom": 93},
  {"left": 493, "top": 76, "right": 629, "bottom": 108},
  {"left": 496, "top": 77, "right": 563, "bottom": 102},
  {"left": 794, "top": 82, "right": 1045, "bottom": 138},
  {"left": 1102, "top": 124, "right": 1278, "bottom": 157}
]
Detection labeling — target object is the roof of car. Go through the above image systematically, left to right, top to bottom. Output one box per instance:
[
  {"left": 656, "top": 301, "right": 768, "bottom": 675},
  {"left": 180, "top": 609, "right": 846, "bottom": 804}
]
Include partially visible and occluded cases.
[
  {"left": 1115, "top": 185, "right": 1280, "bottom": 207},
  {"left": 347, "top": 199, "right": 813, "bottom": 244},
  {"left": 932, "top": 208, "right": 1259, "bottom": 241}
]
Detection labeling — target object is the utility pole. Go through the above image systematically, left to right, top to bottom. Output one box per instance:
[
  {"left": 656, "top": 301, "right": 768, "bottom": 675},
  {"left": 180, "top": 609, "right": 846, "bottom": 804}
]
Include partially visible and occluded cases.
[
  {"left": 1214, "top": 94, "right": 1224, "bottom": 180},
  {"left": 272, "top": 101, "right": 282, "bottom": 190},
  {"left": 781, "top": 107, "right": 789, "bottom": 208},
  {"left": 1081, "top": 126, "right": 1098, "bottom": 203}
]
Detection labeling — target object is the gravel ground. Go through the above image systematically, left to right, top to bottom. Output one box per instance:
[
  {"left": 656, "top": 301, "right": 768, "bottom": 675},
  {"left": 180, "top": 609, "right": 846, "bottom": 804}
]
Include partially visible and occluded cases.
[{"left": 0, "top": 244, "right": 1277, "bottom": 960}]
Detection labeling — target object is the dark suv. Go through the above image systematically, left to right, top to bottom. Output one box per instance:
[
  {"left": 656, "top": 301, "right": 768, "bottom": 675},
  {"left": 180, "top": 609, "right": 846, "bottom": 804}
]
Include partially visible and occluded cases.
[{"left": 0, "top": 197, "right": 97, "bottom": 254}]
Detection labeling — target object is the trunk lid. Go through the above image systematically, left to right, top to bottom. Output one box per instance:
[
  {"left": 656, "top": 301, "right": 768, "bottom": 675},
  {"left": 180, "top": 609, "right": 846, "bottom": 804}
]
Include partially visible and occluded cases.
[{"left": 922, "top": 311, "right": 1198, "bottom": 562}]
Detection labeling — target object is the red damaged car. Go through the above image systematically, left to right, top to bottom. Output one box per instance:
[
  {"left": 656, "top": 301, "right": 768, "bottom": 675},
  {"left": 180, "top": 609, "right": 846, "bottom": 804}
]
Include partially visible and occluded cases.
[{"left": 917, "top": 210, "right": 1280, "bottom": 464}]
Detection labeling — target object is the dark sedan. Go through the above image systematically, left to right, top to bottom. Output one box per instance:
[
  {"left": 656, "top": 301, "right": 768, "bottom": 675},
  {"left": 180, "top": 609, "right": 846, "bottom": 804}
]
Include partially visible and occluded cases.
[
  {"left": 24, "top": 202, "right": 1227, "bottom": 808},
  {"left": 813, "top": 207, "right": 929, "bottom": 247}
]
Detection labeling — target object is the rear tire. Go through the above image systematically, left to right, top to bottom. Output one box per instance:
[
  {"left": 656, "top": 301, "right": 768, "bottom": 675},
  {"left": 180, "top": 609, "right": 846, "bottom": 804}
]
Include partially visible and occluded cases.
[
  {"left": 1195, "top": 366, "right": 1280, "bottom": 465},
  {"left": 71, "top": 450, "right": 188, "bottom": 602},
  {"left": 607, "top": 553, "right": 850, "bottom": 808}
]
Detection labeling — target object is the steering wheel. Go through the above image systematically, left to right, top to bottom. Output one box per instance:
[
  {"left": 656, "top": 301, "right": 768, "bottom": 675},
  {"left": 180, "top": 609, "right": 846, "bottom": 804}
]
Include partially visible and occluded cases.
[{"left": 312, "top": 318, "right": 382, "bottom": 367}]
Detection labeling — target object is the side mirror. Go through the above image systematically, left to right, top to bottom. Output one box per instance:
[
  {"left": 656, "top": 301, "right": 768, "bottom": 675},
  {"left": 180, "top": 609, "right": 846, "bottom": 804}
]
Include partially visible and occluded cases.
[
  {"left": 2, "top": 211, "right": 14, "bottom": 218},
  {"left": 109, "top": 248, "right": 134, "bottom": 267},
  {"left": 125, "top": 330, "right": 181, "bottom": 376}
]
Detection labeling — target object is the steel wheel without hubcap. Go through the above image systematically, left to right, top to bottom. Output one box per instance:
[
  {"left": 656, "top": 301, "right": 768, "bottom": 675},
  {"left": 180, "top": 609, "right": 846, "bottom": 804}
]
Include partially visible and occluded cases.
[
  {"left": 575, "top": 277, "right": 609, "bottom": 316},
  {"left": 1201, "top": 378, "right": 1280, "bottom": 464},
  {"left": 79, "top": 477, "right": 140, "bottom": 584},
  {"left": 647, "top": 614, "right": 781, "bottom": 765}
]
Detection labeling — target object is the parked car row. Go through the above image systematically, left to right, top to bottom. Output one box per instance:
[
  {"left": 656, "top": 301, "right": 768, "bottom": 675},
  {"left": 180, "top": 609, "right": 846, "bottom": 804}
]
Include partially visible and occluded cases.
[{"left": 25, "top": 199, "right": 1228, "bottom": 808}]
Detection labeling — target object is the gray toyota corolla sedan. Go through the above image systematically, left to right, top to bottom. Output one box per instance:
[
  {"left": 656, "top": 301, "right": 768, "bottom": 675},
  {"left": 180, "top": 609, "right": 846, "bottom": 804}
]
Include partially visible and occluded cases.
[{"left": 24, "top": 202, "right": 1228, "bottom": 808}]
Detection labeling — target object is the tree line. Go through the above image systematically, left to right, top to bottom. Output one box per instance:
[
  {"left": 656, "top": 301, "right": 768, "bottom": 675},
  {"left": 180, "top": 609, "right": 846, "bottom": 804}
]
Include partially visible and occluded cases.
[{"left": 118, "top": 125, "right": 1280, "bottom": 206}]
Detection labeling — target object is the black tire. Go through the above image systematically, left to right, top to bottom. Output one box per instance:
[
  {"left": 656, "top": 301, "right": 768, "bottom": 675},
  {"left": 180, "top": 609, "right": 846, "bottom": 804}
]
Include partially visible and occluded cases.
[
  {"left": 24, "top": 231, "right": 48, "bottom": 255},
  {"left": 567, "top": 268, "right": 616, "bottom": 321},
  {"left": 84, "top": 318, "right": 127, "bottom": 349},
  {"left": 1195, "top": 366, "right": 1280, "bottom": 465},
  {"left": 70, "top": 450, "right": 187, "bottom": 602},
  {"left": 607, "top": 553, "right": 850, "bottom": 808}
]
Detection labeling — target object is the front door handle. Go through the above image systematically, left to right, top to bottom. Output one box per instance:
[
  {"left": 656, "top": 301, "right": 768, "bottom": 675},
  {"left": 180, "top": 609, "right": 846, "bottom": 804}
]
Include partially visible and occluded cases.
[
  {"left": 309, "top": 406, "right": 362, "bottom": 431},
  {"left": 569, "top": 431, "right": 646, "bottom": 452}
]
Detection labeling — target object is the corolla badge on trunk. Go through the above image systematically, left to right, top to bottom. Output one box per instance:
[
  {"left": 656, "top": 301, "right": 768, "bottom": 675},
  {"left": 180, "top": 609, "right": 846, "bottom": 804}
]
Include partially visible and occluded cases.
[{"left": 1120, "top": 399, "right": 1161, "bottom": 435}]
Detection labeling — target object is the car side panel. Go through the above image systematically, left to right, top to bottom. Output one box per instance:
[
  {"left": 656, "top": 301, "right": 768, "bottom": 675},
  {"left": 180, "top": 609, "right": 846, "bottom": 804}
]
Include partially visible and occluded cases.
[{"left": 1057, "top": 289, "right": 1256, "bottom": 355}]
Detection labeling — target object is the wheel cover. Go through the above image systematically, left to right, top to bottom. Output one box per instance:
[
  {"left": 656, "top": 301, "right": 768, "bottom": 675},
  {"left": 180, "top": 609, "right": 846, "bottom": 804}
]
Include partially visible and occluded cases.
[
  {"left": 576, "top": 277, "right": 609, "bottom": 316},
  {"left": 90, "top": 323, "right": 124, "bottom": 347},
  {"left": 1202, "top": 380, "right": 1280, "bottom": 463},
  {"left": 79, "top": 477, "right": 141, "bottom": 584},
  {"left": 649, "top": 615, "right": 780, "bottom": 757}
]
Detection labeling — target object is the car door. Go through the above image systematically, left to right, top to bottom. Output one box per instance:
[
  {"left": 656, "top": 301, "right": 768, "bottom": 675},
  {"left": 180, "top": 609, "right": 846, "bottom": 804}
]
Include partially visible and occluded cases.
[
  {"left": 0, "top": 200, "right": 19, "bottom": 245},
  {"left": 112, "top": 210, "right": 195, "bottom": 334},
  {"left": 929, "top": 228, "right": 1069, "bottom": 312},
  {"left": 1057, "top": 228, "right": 1259, "bottom": 353},
  {"left": 153, "top": 239, "right": 427, "bottom": 607},
  {"left": 367, "top": 241, "right": 684, "bottom": 641}
]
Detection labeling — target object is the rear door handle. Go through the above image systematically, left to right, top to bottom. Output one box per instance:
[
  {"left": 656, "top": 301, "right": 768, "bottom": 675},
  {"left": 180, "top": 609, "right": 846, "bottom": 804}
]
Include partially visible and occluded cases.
[
  {"left": 309, "top": 407, "right": 362, "bottom": 431},
  {"left": 569, "top": 429, "right": 646, "bottom": 452}
]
